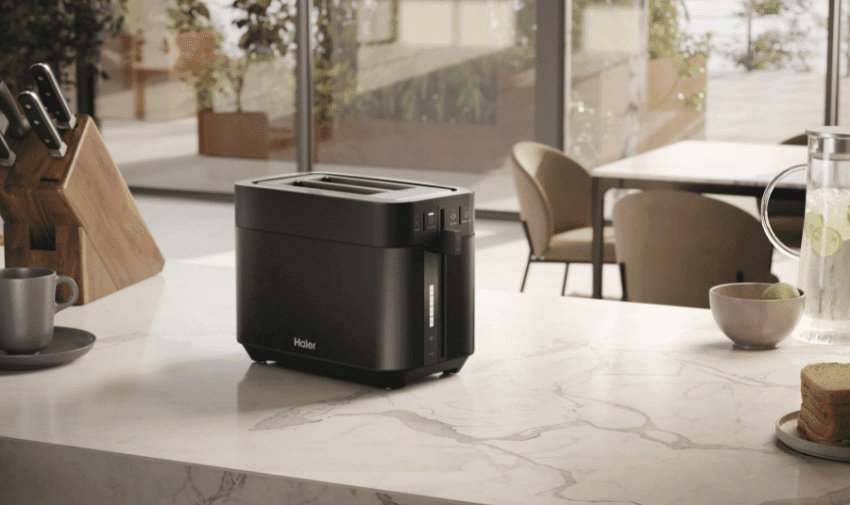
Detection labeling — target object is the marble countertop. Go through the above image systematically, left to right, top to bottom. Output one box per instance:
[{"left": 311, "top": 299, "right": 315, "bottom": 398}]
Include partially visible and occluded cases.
[{"left": 2, "top": 260, "right": 850, "bottom": 505}]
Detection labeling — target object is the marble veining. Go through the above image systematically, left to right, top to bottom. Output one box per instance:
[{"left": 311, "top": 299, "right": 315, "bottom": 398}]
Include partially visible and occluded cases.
[
  {"left": 2, "top": 261, "right": 850, "bottom": 505},
  {"left": 251, "top": 388, "right": 371, "bottom": 431},
  {"left": 0, "top": 438, "right": 474, "bottom": 505},
  {"left": 171, "top": 467, "right": 248, "bottom": 504}
]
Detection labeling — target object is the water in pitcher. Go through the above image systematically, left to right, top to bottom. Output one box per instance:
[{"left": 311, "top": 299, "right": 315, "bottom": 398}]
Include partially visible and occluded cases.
[{"left": 798, "top": 187, "right": 850, "bottom": 343}]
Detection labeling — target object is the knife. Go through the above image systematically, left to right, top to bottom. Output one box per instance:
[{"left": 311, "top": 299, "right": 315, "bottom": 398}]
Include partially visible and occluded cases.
[
  {"left": 30, "top": 63, "right": 76, "bottom": 130},
  {"left": 0, "top": 78, "right": 31, "bottom": 139},
  {"left": 17, "top": 91, "right": 67, "bottom": 158},
  {"left": 0, "top": 130, "right": 15, "bottom": 167}
]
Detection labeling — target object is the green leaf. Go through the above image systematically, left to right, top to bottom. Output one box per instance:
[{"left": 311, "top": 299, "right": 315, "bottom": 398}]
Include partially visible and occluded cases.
[{"left": 195, "top": 3, "right": 211, "bottom": 20}]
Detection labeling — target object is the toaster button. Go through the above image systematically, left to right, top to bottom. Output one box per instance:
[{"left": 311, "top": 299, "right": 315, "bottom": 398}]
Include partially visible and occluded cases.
[
  {"left": 461, "top": 207, "right": 472, "bottom": 223},
  {"left": 447, "top": 208, "right": 459, "bottom": 226},
  {"left": 425, "top": 211, "right": 438, "bottom": 230},
  {"left": 413, "top": 213, "right": 422, "bottom": 232},
  {"left": 425, "top": 332, "right": 438, "bottom": 364}
]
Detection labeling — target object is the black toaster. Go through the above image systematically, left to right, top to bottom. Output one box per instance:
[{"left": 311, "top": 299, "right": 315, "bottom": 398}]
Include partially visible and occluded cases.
[{"left": 235, "top": 172, "right": 474, "bottom": 389}]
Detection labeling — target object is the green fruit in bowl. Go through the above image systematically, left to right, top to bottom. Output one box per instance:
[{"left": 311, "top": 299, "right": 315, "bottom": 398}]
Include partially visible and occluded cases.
[{"left": 761, "top": 282, "right": 801, "bottom": 300}]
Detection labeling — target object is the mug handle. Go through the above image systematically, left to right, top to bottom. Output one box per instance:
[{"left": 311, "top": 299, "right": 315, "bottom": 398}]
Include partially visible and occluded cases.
[
  {"left": 760, "top": 163, "right": 806, "bottom": 260},
  {"left": 55, "top": 275, "right": 79, "bottom": 312}
]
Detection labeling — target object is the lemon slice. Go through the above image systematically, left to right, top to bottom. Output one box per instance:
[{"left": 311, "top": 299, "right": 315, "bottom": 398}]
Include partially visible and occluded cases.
[
  {"left": 826, "top": 211, "right": 850, "bottom": 241},
  {"left": 804, "top": 212, "right": 824, "bottom": 240},
  {"left": 810, "top": 227, "right": 842, "bottom": 257},
  {"left": 761, "top": 282, "right": 801, "bottom": 300}
]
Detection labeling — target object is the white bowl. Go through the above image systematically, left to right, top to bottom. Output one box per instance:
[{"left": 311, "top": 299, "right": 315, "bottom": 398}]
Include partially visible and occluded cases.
[{"left": 709, "top": 282, "right": 805, "bottom": 350}]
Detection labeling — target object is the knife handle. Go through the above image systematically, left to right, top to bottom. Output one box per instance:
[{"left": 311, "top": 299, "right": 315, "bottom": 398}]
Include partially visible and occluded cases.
[
  {"left": 31, "top": 63, "right": 76, "bottom": 130},
  {"left": 0, "top": 78, "right": 31, "bottom": 139},
  {"left": 17, "top": 91, "right": 67, "bottom": 158},
  {"left": 0, "top": 131, "right": 15, "bottom": 167}
]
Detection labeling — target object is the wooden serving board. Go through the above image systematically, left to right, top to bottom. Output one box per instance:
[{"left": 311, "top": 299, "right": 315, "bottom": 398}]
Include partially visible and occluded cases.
[{"left": 0, "top": 114, "right": 164, "bottom": 304}]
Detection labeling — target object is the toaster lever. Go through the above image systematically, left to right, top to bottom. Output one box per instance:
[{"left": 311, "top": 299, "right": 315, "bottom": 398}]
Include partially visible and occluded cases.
[{"left": 441, "top": 229, "right": 463, "bottom": 256}]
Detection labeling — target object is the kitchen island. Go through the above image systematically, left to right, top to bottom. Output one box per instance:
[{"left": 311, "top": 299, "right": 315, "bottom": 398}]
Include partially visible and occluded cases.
[{"left": 2, "top": 259, "right": 850, "bottom": 505}]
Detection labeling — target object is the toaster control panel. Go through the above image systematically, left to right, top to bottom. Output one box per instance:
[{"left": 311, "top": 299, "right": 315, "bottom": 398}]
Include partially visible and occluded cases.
[
  {"left": 415, "top": 200, "right": 472, "bottom": 367},
  {"left": 412, "top": 205, "right": 472, "bottom": 235},
  {"left": 424, "top": 249, "right": 440, "bottom": 365}
]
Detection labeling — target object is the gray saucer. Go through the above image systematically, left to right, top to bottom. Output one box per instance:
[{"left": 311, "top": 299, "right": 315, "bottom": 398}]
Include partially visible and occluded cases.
[{"left": 0, "top": 327, "right": 96, "bottom": 370}]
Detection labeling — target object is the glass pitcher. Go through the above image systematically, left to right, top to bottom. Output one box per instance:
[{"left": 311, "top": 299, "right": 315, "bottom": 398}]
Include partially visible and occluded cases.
[{"left": 762, "top": 127, "right": 850, "bottom": 344}]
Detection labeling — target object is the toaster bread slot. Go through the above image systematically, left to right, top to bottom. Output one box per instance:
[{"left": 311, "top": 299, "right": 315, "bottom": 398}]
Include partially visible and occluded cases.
[
  {"left": 321, "top": 175, "right": 415, "bottom": 191},
  {"left": 292, "top": 179, "right": 384, "bottom": 195}
]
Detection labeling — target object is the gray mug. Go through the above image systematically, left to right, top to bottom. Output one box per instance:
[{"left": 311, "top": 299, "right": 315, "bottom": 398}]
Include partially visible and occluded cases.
[{"left": 0, "top": 267, "right": 79, "bottom": 354}]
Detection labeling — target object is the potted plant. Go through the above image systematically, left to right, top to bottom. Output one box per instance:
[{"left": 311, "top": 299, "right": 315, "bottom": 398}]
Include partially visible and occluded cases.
[
  {"left": 0, "top": 0, "right": 125, "bottom": 113},
  {"left": 166, "top": 0, "right": 220, "bottom": 112},
  {"left": 166, "top": 0, "right": 274, "bottom": 158},
  {"left": 176, "top": 0, "right": 357, "bottom": 159},
  {"left": 190, "top": 0, "right": 300, "bottom": 159},
  {"left": 197, "top": 53, "right": 273, "bottom": 159}
]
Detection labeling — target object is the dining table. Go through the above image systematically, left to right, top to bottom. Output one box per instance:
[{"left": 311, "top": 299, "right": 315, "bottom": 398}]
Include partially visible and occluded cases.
[{"left": 590, "top": 140, "right": 809, "bottom": 299}]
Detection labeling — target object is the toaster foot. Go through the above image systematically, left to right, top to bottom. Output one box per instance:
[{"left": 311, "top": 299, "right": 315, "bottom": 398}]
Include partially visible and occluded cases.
[
  {"left": 239, "top": 343, "right": 469, "bottom": 389},
  {"left": 243, "top": 345, "right": 274, "bottom": 364}
]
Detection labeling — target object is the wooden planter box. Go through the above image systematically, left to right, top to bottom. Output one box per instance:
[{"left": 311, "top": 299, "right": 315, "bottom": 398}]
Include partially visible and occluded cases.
[{"left": 198, "top": 111, "right": 270, "bottom": 159}]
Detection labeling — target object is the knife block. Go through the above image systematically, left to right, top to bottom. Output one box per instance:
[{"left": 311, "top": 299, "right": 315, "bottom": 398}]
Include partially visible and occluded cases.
[{"left": 0, "top": 114, "right": 164, "bottom": 304}]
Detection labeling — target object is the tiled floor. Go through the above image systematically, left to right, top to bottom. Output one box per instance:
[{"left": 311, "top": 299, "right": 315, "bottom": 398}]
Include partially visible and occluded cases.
[{"left": 134, "top": 194, "right": 799, "bottom": 302}]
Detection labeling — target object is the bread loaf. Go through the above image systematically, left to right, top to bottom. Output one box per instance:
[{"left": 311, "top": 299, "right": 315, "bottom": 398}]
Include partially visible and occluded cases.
[{"left": 798, "top": 363, "right": 850, "bottom": 446}]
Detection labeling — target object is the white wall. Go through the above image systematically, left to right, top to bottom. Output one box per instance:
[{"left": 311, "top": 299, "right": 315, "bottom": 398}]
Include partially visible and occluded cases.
[{"left": 398, "top": 0, "right": 515, "bottom": 48}]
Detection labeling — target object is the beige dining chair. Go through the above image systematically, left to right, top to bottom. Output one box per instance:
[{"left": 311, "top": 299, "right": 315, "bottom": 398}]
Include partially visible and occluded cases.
[
  {"left": 510, "top": 141, "right": 622, "bottom": 297},
  {"left": 612, "top": 189, "right": 774, "bottom": 309}
]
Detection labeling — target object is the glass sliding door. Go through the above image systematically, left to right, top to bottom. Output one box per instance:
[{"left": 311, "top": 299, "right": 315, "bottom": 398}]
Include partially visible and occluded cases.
[
  {"left": 9, "top": 0, "right": 841, "bottom": 199},
  {"left": 89, "top": 0, "right": 540, "bottom": 210},
  {"left": 97, "top": 0, "right": 299, "bottom": 193},
  {"left": 306, "top": 0, "right": 537, "bottom": 178},
  {"left": 567, "top": 0, "right": 829, "bottom": 171},
  {"left": 568, "top": 0, "right": 712, "bottom": 168},
  {"left": 695, "top": 0, "right": 827, "bottom": 143}
]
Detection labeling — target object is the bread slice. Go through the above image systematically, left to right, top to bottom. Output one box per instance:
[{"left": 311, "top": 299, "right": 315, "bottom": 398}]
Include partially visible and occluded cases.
[
  {"left": 799, "top": 363, "right": 850, "bottom": 445},
  {"left": 801, "top": 363, "right": 850, "bottom": 402},
  {"left": 801, "top": 388, "right": 850, "bottom": 418},
  {"left": 798, "top": 412, "right": 850, "bottom": 447}
]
